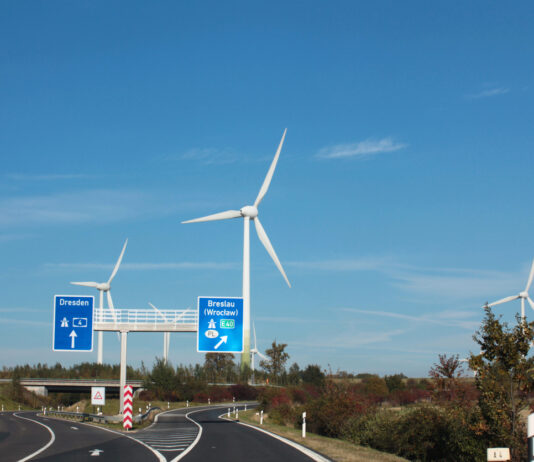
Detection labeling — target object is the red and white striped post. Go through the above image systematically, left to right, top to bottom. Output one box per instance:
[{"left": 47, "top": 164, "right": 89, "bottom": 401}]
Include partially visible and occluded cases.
[{"left": 123, "top": 385, "right": 133, "bottom": 430}]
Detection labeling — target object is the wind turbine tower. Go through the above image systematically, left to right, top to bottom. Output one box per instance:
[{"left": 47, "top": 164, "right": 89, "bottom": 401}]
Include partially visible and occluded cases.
[
  {"left": 182, "top": 130, "right": 291, "bottom": 370},
  {"left": 70, "top": 239, "right": 128, "bottom": 364}
]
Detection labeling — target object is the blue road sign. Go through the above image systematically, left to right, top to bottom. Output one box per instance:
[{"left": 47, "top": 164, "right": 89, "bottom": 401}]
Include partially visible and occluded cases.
[
  {"left": 53, "top": 295, "right": 94, "bottom": 352},
  {"left": 197, "top": 296, "right": 243, "bottom": 353}
]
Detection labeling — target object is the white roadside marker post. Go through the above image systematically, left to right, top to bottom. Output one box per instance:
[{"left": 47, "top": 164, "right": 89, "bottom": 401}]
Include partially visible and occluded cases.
[
  {"left": 233, "top": 396, "right": 235, "bottom": 403},
  {"left": 208, "top": 398, "right": 211, "bottom": 405},
  {"left": 186, "top": 400, "right": 189, "bottom": 407},
  {"left": 245, "top": 404, "right": 247, "bottom": 411},
  {"left": 228, "top": 408, "right": 230, "bottom": 417},
  {"left": 236, "top": 408, "right": 239, "bottom": 420},
  {"left": 260, "top": 410, "right": 263, "bottom": 425},
  {"left": 302, "top": 412, "right": 306, "bottom": 438},
  {"left": 528, "top": 413, "right": 534, "bottom": 461}
]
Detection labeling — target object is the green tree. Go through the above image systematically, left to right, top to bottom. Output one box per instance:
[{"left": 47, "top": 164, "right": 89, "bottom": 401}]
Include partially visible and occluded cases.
[
  {"left": 469, "top": 306, "right": 534, "bottom": 461},
  {"left": 260, "top": 341, "right": 289, "bottom": 383},
  {"left": 204, "top": 353, "right": 236, "bottom": 383},
  {"left": 144, "top": 358, "right": 177, "bottom": 399},
  {"left": 287, "top": 363, "right": 301, "bottom": 385},
  {"left": 301, "top": 364, "right": 325, "bottom": 387},
  {"left": 384, "top": 373, "right": 406, "bottom": 393}
]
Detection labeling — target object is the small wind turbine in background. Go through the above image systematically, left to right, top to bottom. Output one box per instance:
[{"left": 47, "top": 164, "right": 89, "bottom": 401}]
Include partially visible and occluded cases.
[
  {"left": 182, "top": 130, "right": 291, "bottom": 370},
  {"left": 70, "top": 239, "right": 128, "bottom": 364},
  {"left": 485, "top": 259, "right": 534, "bottom": 322},
  {"left": 149, "top": 302, "right": 171, "bottom": 364},
  {"left": 251, "top": 321, "right": 268, "bottom": 383}
]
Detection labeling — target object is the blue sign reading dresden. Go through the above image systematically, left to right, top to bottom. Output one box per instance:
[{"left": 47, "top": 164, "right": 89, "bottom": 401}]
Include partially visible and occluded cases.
[
  {"left": 53, "top": 295, "right": 94, "bottom": 352},
  {"left": 197, "top": 296, "right": 243, "bottom": 353}
]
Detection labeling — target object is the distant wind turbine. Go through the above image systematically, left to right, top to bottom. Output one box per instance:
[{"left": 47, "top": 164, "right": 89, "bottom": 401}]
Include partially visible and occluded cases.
[
  {"left": 182, "top": 130, "right": 291, "bottom": 370},
  {"left": 70, "top": 239, "right": 128, "bottom": 364},
  {"left": 485, "top": 259, "right": 534, "bottom": 322},
  {"left": 149, "top": 302, "right": 171, "bottom": 364},
  {"left": 251, "top": 321, "right": 268, "bottom": 382}
]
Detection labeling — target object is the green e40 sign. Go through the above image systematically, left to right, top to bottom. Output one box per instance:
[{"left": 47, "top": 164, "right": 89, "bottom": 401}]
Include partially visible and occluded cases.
[{"left": 220, "top": 319, "right": 235, "bottom": 329}]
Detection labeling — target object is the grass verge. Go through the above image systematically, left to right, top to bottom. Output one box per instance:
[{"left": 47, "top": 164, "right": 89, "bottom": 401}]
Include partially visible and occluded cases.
[{"left": 236, "top": 410, "right": 408, "bottom": 462}]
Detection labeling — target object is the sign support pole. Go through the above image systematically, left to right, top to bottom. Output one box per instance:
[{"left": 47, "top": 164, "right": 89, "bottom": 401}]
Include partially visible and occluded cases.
[{"left": 119, "top": 330, "right": 128, "bottom": 414}]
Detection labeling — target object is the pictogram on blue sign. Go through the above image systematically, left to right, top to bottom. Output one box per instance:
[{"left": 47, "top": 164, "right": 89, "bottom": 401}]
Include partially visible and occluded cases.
[
  {"left": 53, "top": 295, "right": 94, "bottom": 352},
  {"left": 197, "top": 296, "right": 243, "bottom": 353}
]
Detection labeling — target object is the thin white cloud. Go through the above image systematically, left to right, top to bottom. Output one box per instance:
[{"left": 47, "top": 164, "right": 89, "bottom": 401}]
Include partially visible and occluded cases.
[
  {"left": 467, "top": 87, "right": 510, "bottom": 99},
  {"left": 316, "top": 137, "right": 407, "bottom": 159},
  {"left": 180, "top": 148, "right": 238, "bottom": 165},
  {"left": 6, "top": 173, "right": 93, "bottom": 181},
  {"left": 0, "top": 189, "right": 181, "bottom": 227},
  {"left": 46, "top": 261, "right": 238, "bottom": 271},
  {"left": 340, "top": 308, "right": 479, "bottom": 330}
]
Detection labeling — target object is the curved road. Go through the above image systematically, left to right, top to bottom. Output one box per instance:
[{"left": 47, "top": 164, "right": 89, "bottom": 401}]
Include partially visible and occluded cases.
[{"left": 0, "top": 405, "right": 327, "bottom": 461}]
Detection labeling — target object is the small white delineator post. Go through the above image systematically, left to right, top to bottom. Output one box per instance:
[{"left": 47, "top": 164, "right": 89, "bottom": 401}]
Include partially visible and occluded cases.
[
  {"left": 233, "top": 396, "right": 235, "bottom": 403},
  {"left": 208, "top": 398, "right": 211, "bottom": 405},
  {"left": 186, "top": 400, "right": 189, "bottom": 407},
  {"left": 167, "top": 402, "right": 170, "bottom": 409},
  {"left": 1, "top": 404, "right": 4, "bottom": 412},
  {"left": 245, "top": 404, "right": 247, "bottom": 411},
  {"left": 18, "top": 405, "right": 21, "bottom": 411},
  {"left": 76, "top": 406, "right": 79, "bottom": 413},
  {"left": 233, "top": 406, "right": 236, "bottom": 415},
  {"left": 139, "top": 408, "right": 142, "bottom": 414},
  {"left": 228, "top": 408, "right": 230, "bottom": 417},
  {"left": 236, "top": 408, "right": 239, "bottom": 419},
  {"left": 260, "top": 410, "right": 263, "bottom": 425},
  {"left": 302, "top": 412, "right": 307, "bottom": 438},
  {"left": 528, "top": 413, "right": 534, "bottom": 461}
]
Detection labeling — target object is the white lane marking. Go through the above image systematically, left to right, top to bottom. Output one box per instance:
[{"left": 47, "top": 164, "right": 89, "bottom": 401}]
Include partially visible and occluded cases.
[
  {"left": 168, "top": 407, "right": 231, "bottom": 462},
  {"left": 13, "top": 413, "right": 56, "bottom": 462},
  {"left": 219, "top": 413, "right": 330, "bottom": 462},
  {"left": 43, "top": 414, "right": 165, "bottom": 462},
  {"left": 71, "top": 426, "right": 79, "bottom": 430}
]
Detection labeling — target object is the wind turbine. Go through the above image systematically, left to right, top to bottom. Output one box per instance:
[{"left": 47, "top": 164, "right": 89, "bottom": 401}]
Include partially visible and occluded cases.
[
  {"left": 182, "top": 129, "right": 291, "bottom": 370},
  {"left": 70, "top": 239, "right": 128, "bottom": 364},
  {"left": 485, "top": 259, "right": 534, "bottom": 322},
  {"left": 149, "top": 302, "right": 171, "bottom": 364},
  {"left": 251, "top": 321, "right": 268, "bottom": 383}
]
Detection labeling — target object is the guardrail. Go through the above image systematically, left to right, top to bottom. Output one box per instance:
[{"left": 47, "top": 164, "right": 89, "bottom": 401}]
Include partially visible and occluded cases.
[{"left": 42, "top": 407, "right": 161, "bottom": 424}]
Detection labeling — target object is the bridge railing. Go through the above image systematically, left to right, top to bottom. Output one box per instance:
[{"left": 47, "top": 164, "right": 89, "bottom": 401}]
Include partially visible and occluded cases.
[{"left": 94, "top": 309, "right": 197, "bottom": 326}]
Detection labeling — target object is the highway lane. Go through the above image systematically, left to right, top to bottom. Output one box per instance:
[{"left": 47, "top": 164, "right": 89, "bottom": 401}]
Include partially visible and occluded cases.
[
  {"left": 181, "top": 405, "right": 326, "bottom": 462},
  {"left": 2, "top": 411, "right": 163, "bottom": 461},
  {"left": 0, "top": 412, "right": 52, "bottom": 462}
]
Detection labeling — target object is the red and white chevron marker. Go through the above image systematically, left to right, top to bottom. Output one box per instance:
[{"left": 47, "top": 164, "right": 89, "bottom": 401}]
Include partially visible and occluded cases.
[{"left": 123, "top": 385, "right": 133, "bottom": 430}]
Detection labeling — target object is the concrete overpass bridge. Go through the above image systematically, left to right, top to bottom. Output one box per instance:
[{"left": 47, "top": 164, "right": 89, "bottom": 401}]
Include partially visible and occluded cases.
[{"left": 0, "top": 378, "right": 144, "bottom": 396}]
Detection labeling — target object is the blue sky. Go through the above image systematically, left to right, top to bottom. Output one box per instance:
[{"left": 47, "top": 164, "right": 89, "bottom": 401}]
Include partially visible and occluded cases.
[{"left": 1, "top": 1, "right": 533, "bottom": 377}]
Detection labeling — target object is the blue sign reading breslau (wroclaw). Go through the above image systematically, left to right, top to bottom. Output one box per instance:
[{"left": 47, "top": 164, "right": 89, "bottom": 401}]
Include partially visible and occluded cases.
[
  {"left": 53, "top": 295, "right": 94, "bottom": 352},
  {"left": 197, "top": 296, "right": 243, "bottom": 353}
]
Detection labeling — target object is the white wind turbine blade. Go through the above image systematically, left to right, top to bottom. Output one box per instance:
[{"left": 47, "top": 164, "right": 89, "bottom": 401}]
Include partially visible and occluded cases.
[
  {"left": 254, "top": 129, "right": 287, "bottom": 208},
  {"left": 182, "top": 210, "right": 242, "bottom": 224},
  {"left": 254, "top": 217, "right": 291, "bottom": 287},
  {"left": 108, "top": 239, "right": 128, "bottom": 284},
  {"left": 526, "top": 259, "right": 534, "bottom": 291},
  {"left": 70, "top": 281, "right": 99, "bottom": 288},
  {"left": 106, "top": 291, "right": 118, "bottom": 324},
  {"left": 487, "top": 295, "right": 520, "bottom": 307},
  {"left": 528, "top": 297, "right": 534, "bottom": 311},
  {"left": 149, "top": 302, "right": 168, "bottom": 322},
  {"left": 253, "top": 321, "right": 258, "bottom": 350},
  {"left": 257, "top": 351, "right": 269, "bottom": 361}
]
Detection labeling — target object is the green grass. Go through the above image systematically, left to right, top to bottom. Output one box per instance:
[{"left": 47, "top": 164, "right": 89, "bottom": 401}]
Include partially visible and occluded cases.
[{"left": 236, "top": 409, "right": 408, "bottom": 462}]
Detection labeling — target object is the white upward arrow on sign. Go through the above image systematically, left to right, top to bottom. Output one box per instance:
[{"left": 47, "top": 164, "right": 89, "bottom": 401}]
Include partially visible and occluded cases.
[{"left": 69, "top": 330, "right": 77, "bottom": 349}]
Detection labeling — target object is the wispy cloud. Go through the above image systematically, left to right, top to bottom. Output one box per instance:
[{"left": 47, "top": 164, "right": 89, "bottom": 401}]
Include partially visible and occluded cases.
[
  {"left": 467, "top": 87, "right": 510, "bottom": 99},
  {"left": 316, "top": 137, "right": 407, "bottom": 159},
  {"left": 180, "top": 148, "right": 239, "bottom": 165},
  {"left": 6, "top": 173, "right": 93, "bottom": 181},
  {"left": 0, "top": 189, "right": 181, "bottom": 227},
  {"left": 288, "top": 256, "right": 525, "bottom": 303},
  {"left": 46, "top": 261, "right": 238, "bottom": 271},
  {"left": 340, "top": 308, "right": 479, "bottom": 330}
]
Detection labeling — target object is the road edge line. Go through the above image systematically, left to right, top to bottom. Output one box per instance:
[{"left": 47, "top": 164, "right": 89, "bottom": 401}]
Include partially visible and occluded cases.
[
  {"left": 13, "top": 412, "right": 56, "bottom": 462},
  {"left": 218, "top": 412, "right": 331, "bottom": 462}
]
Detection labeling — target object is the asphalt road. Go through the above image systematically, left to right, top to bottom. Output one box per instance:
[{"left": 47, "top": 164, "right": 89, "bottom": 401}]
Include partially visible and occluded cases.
[
  {"left": 1, "top": 405, "right": 326, "bottom": 462},
  {"left": 0, "top": 411, "right": 161, "bottom": 461}
]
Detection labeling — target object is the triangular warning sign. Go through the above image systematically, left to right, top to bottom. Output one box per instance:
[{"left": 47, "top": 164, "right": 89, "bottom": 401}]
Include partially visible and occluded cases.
[{"left": 94, "top": 391, "right": 102, "bottom": 400}]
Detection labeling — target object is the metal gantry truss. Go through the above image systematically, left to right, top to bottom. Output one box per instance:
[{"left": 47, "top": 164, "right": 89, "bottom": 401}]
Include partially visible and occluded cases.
[{"left": 94, "top": 308, "right": 198, "bottom": 414}]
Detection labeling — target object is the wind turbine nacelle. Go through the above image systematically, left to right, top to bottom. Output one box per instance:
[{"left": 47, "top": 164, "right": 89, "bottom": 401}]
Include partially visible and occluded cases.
[
  {"left": 240, "top": 206, "right": 258, "bottom": 218},
  {"left": 97, "top": 283, "right": 111, "bottom": 291},
  {"left": 520, "top": 291, "right": 528, "bottom": 298}
]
